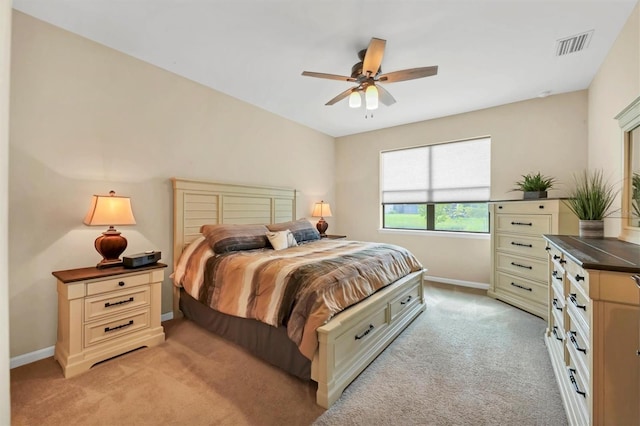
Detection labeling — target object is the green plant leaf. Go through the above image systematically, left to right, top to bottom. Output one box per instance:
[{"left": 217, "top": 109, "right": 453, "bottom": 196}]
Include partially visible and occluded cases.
[{"left": 563, "top": 169, "right": 618, "bottom": 220}]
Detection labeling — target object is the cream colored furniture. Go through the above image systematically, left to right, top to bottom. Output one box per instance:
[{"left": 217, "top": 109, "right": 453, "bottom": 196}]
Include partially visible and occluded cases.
[
  {"left": 172, "top": 178, "right": 425, "bottom": 408},
  {"left": 489, "top": 199, "right": 578, "bottom": 319},
  {"left": 544, "top": 235, "right": 640, "bottom": 426},
  {"left": 53, "top": 263, "right": 166, "bottom": 378}
]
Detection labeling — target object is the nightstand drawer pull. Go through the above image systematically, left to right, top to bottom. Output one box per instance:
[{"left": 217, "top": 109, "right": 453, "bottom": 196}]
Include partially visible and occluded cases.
[
  {"left": 511, "top": 221, "right": 533, "bottom": 226},
  {"left": 511, "top": 241, "right": 533, "bottom": 248},
  {"left": 510, "top": 261, "right": 532, "bottom": 270},
  {"left": 118, "top": 281, "right": 125, "bottom": 287},
  {"left": 510, "top": 282, "right": 532, "bottom": 292},
  {"left": 569, "top": 293, "right": 587, "bottom": 311},
  {"left": 400, "top": 295, "right": 412, "bottom": 305},
  {"left": 104, "top": 297, "right": 134, "bottom": 308},
  {"left": 552, "top": 298, "right": 563, "bottom": 312},
  {"left": 104, "top": 320, "right": 134, "bottom": 333},
  {"left": 355, "top": 324, "right": 374, "bottom": 340},
  {"left": 552, "top": 326, "right": 563, "bottom": 341},
  {"left": 567, "top": 331, "right": 587, "bottom": 354},
  {"left": 568, "top": 368, "right": 586, "bottom": 398}
]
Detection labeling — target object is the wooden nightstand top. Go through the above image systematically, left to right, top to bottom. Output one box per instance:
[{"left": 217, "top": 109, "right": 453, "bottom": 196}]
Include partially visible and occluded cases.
[{"left": 52, "top": 262, "right": 167, "bottom": 283}]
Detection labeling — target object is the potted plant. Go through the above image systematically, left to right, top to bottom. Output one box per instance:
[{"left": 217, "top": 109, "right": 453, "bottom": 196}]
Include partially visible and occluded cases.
[
  {"left": 564, "top": 169, "right": 617, "bottom": 238},
  {"left": 513, "top": 172, "right": 556, "bottom": 199}
]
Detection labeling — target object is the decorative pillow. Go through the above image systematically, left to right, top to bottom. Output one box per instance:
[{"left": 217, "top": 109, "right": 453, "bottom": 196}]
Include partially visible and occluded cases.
[
  {"left": 267, "top": 219, "right": 321, "bottom": 243},
  {"left": 200, "top": 223, "right": 269, "bottom": 254},
  {"left": 266, "top": 230, "right": 298, "bottom": 250}
]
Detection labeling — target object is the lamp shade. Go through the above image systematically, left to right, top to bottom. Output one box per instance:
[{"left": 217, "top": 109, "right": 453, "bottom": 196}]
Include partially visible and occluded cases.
[
  {"left": 365, "top": 85, "right": 378, "bottom": 110},
  {"left": 348, "top": 90, "right": 362, "bottom": 108},
  {"left": 83, "top": 191, "right": 136, "bottom": 226},
  {"left": 83, "top": 191, "right": 136, "bottom": 268},
  {"left": 312, "top": 201, "right": 333, "bottom": 218}
]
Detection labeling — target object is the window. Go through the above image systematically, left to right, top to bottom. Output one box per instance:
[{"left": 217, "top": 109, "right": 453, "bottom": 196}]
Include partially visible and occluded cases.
[{"left": 381, "top": 137, "right": 491, "bottom": 233}]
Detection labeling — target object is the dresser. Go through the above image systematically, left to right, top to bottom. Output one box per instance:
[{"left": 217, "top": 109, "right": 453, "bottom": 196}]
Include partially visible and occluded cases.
[
  {"left": 489, "top": 199, "right": 578, "bottom": 319},
  {"left": 543, "top": 236, "right": 640, "bottom": 426},
  {"left": 53, "top": 263, "right": 166, "bottom": 377}
]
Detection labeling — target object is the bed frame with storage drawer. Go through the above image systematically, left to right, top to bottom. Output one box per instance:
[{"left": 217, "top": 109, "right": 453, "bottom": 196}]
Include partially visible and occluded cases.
[{"left": 171, "top": 177, "right": 426, "bottom": 408}]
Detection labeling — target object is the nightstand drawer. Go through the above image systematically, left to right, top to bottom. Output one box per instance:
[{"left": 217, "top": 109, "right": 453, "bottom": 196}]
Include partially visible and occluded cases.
[
  {"left": 86, "top": 272, "right": 152, "bottom": 296},
  {"left": 84, "top": 285, "right": 151, "bottom": 322},
  {"left": 84, "top": 309, "right": 150, "bottom": 348}
]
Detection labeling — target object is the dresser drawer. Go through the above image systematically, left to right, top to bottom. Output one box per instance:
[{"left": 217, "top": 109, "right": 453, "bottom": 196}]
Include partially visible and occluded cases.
[
  {"left": 495, "top": 214, "right": 551, "bottom": 236},
  {"left": 496, "top": 234, "right": 547, "bottom": 259},
  {"left": 496, "top": 252, "right": 548, "bottom": 282},
  {"left": 564, "top": 259, "right": 588, "bottom": 295},
  {"left": 495, "top": 271, "right": 547, "bottom": 305},
  {"left": 86, "top": 273, "right": 152, "bottom": 296},
  {"left": 567, "top": 279, "right": 590, "bottom": 333},
  {"left": 389, "top": 281, "right": 421, "bottom": 323},
  {"left": 551, "top": 284, "right": 565, "bottom": 325},
  {"left": 84, "top": 285, "right": 151, "bottom": 322},
  {"left": 334, "top": 305, "right": 389, "bottom": 371},
  {"left": 84, "top": 309, "right": 150, "bottom": 348},
  {"left": 566, "top": 327, "right": 589, "bottom": 382},
  {"left": 566, "top": 362, "right": 589, "bottom": 424}
]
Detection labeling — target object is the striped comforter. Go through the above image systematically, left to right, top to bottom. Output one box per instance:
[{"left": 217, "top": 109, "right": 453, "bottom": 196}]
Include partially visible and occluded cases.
[{"left": 174, "top": 238, "right": 423, "bottom": 360}]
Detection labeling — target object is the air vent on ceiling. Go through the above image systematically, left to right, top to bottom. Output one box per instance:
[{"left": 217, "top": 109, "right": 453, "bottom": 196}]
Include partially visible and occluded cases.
[{"left": 555, "top": 30, "right": 594, "bottom": 56}]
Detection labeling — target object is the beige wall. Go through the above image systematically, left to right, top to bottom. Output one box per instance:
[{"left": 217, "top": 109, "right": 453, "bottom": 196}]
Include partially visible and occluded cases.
[
  {"left": 2, "top": 0, "right": 12, "bottom": 421},
  {"left": 588, "top": 2, "right": 640, "bottom": 237},
  {"left": 9, "top": 11, "right": 335, "bottom": 357},
  {"left": 335, "top": 92, "right": 588, "bottom": 284}
]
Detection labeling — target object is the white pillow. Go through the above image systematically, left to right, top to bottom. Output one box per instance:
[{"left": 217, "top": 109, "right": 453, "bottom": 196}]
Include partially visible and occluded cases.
[{"left": 266, "top": 230, "right": 298, "bottom": 250}]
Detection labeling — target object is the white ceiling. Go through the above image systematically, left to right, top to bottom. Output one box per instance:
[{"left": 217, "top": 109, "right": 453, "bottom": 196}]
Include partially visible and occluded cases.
[{"left": 12, "top": 0, "right": 639, "bottom": 137}]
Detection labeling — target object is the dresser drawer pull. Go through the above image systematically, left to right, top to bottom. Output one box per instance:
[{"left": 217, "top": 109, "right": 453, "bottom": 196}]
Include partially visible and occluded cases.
[
  {"left": 510, "top": 221, "right": 533, "bottom": 226},
  {"left": 511, "top": 241, "right": 533, "bottom": 248},
  {"left": 545, "top": 246, "right": 551, "bottom": 251},
  {"left": 553, "top": 254, "right": 561, "bottom": 260},
  {"left": 559, "top": 259, "right": 566, "bottom": 264},
  {"left": 510, "top": 262, "right": 532, "bottom": 270},
  {"left": 552, "top": 270, "right": 562, "bottom": 281},
  {"left": 574, "top": 274, "right": 585, "bottom": 282},
  {"left": 631, "top": 274, "right": 640, "bottom": 287},
  {"left": 118, "top": 281, "right": 126, "bottom": 287},
  {"left": 510, "top": 282, "right": 532, "bottom": 292},
  {"left": 569, "top": 294, "right": 587, "bottom": 311},
  {"left": 400, "top": 295, "right": 412, "bottom": 305},
  {"left": 104, "top": 297, "right": 134, "bottom": 308},
  {"left": 552, "top": 298, "right": 563, "bottom": 312},
  {"left": 104, "top": 320, "right": 134, "bottom": 333},
  {"left": 355, "top": 324, "right": 374, "bottom": 340},
  {"left": 552, "top": 326, "right": 563, "bottom": 341},
  {"left": 567, "top": 331, "right": 587, "bottom": 354},
  {"left": 568, "top": 368, "right": 586, "bottom": 398}
]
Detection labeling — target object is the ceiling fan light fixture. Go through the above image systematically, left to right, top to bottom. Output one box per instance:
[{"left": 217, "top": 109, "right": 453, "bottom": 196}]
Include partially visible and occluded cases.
[
  {"left": 365, "top": 85, "right": 378, "bottom": 110},
  {"left": 348, "top": 90, "right": 362, "bottom": 108}
]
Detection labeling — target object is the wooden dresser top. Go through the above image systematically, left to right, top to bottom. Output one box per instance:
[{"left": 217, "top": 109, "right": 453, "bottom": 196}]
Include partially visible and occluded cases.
[{"left": 543, "top": 235, "right": 640, "bottom": 274}]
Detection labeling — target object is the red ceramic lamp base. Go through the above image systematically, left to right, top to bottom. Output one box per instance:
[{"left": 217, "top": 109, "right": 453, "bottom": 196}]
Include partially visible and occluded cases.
[{"left": 94, "top": 227, "right": 128, "bottom": 269}]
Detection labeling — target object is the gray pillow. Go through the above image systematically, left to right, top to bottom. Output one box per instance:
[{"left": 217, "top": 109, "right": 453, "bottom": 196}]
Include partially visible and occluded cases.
[
  {"left": 267, "top": 219, "right": 320, "bottom": 243},
  {"left": 200, "top": 223, "right": 269, "bottom": 254}
]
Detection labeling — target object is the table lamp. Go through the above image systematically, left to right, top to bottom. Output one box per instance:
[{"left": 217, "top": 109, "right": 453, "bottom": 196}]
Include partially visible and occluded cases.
[{"left": 312, "top": 201, "right": 333, "bottom": 237}]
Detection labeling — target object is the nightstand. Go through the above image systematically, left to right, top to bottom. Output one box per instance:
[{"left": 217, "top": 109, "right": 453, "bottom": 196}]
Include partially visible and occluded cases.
[
  {"left": 324, "top": 234, "right": 347, "bottom": 239},
  {"left": 52, "top": 263, "right": 166, "bottom": 377}
]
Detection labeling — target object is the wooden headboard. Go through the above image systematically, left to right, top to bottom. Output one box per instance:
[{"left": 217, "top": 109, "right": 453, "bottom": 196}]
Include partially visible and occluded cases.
[{"left": 171, "top": 178, "right": 297, "bottom": 316}]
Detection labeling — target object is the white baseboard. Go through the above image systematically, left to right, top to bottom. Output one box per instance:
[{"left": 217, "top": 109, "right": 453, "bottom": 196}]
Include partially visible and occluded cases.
[
  {"left": 423, "top": 273, "right": 489, "bottom": 290},
  {"left": 10, "top": 311, "right": 176, "bottom": 369}
]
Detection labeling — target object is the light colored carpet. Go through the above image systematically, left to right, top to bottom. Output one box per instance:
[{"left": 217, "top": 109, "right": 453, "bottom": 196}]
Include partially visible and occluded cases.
[{"left": 10, "top": 283, "right": 566, "bottom": 425}]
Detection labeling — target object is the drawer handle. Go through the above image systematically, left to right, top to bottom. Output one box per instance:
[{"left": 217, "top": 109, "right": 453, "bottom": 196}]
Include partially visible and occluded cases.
[
  {"left": 511, "top": 221, "right": 533, "bottom": 226},
  {"left": 511, "top": 241, "right": 533, "bottom": 248},
  {"left": 545, "top": 247, "right": 551, "bottom": 251},
  {"left": 553, "top": 254, "right": 561, "bottom": 260},
  {"left": 559, "top": 259, "right": 566, "bottom": 264},
  {"left": 510, "top": 261, "right": 532, "bottom": 270},
  {"left": 552, "top": 270, "right": 562, "bottom": 281},
  {"left": 574, "top": 274, "right": 585, "bottom": 282},
  {"left": 631, "top": 274, "right": 640, "bottom": 287},
  {"left": 118, "top": 281, "right": 126, "bottom": 287},
  {"left": 510, "top": 282, "right": 532, "bottom": 292},
  {"left": 569, "top": 293, "right": 587, "bottom": 311},
  {"left": 400, "top": 295, "right": 412, "bottom": 305},
  {"left": 104, "top": 297, "right": 134, "bottom": 308},
  {"left": 552, "top": 298, "right": 563, "bottom": 312},
  {"left": 104, "top": 320, "right": 134, "bottom": 333},
  {"left": 355, "top": 324, "right": 375, "bottom": 340},
  {"left": 552, "top": 326, "right": 563, "bottom": 341},
  {"left": 567, "top": 331, "right": 587, "bottom": 354},
  {"left": 568, "top": 368, "right": 586, "bottom": 398}
]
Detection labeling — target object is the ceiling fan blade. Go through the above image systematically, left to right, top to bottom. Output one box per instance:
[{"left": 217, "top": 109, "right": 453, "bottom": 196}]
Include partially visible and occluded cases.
[
  {"left": 362, "top": 38, "right": 386, "bottom": 77},
  {"left": 378, "top": 66, "right": 438, "bottom": 83},
  {"left": 302, "top": 71, "right": 357, "bottom": 82},
  {"left": 376, "top": 84, "right": 396, "bottom": 106},
  {"left": 325, "top": 87, "right": 356, "bottom": 106}
]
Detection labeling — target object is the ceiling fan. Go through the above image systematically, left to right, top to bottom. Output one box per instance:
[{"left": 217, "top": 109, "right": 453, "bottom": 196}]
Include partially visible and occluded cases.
[{"left": 301, "top": 37, "right": 438, "bottom": 110}]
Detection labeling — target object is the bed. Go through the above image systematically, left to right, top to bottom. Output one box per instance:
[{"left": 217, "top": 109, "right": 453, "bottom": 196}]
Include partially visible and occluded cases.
[{"left": 171, "top": 177, "right": 426, "bottom": 408}]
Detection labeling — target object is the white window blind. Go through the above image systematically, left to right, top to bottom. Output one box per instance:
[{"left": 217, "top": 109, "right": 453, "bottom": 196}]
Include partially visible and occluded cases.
[{"left": 381, "top": 137, "right": 491, "bottom": 203}]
